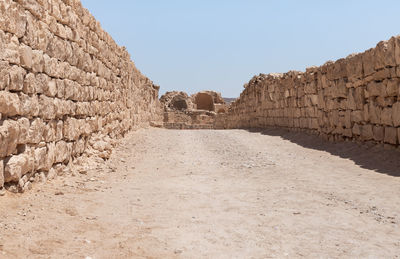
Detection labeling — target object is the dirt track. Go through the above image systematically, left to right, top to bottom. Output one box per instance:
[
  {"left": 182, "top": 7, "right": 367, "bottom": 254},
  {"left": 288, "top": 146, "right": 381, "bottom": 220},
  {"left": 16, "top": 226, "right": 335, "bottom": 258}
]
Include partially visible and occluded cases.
[{"left": 0, "top": 128, "right": 400, "bottom": 258}]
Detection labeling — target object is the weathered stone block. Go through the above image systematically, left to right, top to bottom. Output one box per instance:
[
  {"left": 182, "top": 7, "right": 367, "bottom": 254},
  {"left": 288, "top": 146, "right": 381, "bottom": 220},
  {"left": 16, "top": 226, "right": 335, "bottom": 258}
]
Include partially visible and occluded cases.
[
  {"left": 19, "top": 44, "right": 32, "bottom": 69},
  {"left": 31, "top": 49, "right": 44, "bottom": 73},
  {"left": 0, "top": 61, "right": 10, "bottom": 91},
  {"left": 8, "top": 65, "right": 26, "bottom": 91},
  {"left": 386, "top": 79, "right": 398, "bottom": 97},
  {"left": 366, "top": 81, "right": 386, "bottom": 97},
  {"left": 0, "top": 91, "right": 20, "bottom": 116},
  {"left": 19, "top": 93, "right": 39, "bottom": 118},
  {"left": 393, "top": 102, "right": 400, "bottom": 127},
  {"left": 381, "top": 107, "right": 393, "bottom": 126},
  {"left": 17, "top": 117, "right": 29, "bottom": 144},
  {"left": 27, "top": 118, "right": 45, "bottom": 144},
  {"left": 0, "top": 120, "right": 20, "bottom": 157},
  {"left": 361, "top": 124, "right": 373, "bottom": 140},
  {"left": 373, "top": 126, "right": 384, "bottom": 141},
  {"left": 384, "top": 127, "right": 398, "bottom": 144},
  {"left": 34, "top": 146, "right": 47, "bottom": 171},
  {"left": 4, "top": 153, "right": 32, "bottom": 183},
  {"left": 0, "top": 160, "right": 4, "bottom": 187}
]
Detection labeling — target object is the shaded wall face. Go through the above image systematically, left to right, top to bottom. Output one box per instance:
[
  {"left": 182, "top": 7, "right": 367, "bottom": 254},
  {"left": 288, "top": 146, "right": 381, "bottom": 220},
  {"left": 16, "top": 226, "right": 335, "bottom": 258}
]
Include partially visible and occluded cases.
[
  {"left": 0, "top": 0, "right": 160, "bottom": 189},
  {"left": 217, "top": 37, "right": 400, "bottom": 146},
  {"left": 195, "top": 93, "right": 214, "bottom": 111},
  {"left": 170, "top": 96, "right": 188, "bottom": 110}
]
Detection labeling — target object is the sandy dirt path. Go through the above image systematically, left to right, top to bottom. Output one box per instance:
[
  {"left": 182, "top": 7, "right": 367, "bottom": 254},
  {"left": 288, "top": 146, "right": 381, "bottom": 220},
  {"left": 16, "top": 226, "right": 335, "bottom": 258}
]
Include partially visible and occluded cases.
[{"left": 0, "top": 128, "right": 400, "bottom": 258}]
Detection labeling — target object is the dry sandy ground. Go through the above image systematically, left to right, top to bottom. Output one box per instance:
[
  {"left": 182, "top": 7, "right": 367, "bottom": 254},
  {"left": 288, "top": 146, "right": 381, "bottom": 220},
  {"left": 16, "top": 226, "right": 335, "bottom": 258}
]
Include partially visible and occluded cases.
[{"left": 0, "top": 128, "right": 400, "bottom": 258}]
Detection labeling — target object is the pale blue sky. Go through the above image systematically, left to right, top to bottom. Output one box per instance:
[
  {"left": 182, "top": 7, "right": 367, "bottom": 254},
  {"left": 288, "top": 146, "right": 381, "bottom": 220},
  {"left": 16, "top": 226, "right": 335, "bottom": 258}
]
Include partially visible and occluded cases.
[{"left": 81, "top": 0, "right": 400, "bottom": 97}]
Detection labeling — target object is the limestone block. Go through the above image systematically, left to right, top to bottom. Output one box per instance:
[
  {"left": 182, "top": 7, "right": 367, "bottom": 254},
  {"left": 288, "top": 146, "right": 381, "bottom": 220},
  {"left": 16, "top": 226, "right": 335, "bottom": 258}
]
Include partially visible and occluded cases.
[
  {"left": 2, "top": 34, "right": 20, "bottom": 64},
  {"left": 374, "top": 39, "right": 396, "bottom": 69},
  {"left": 19, "top": 44, "right": 32, "bottom": 69},
  {"left": 31, "top": 49, "right": 44, "bottom": 73},
  {"left": 362, "top": 49, "right": 375, "bottom": 76},
  {"left": 43, "top": 54, "right": 58, "bottom": 78},
  {"left": 346, "top": 54, "right": 363, "bottom": 80},
  {"left": 0, "top": 61, "right": 10, "bottom": 90},
  {"left": 9, "top": 65, "right": 26, "bottom": 91},
  {"left": 372, "top": 68, "right": 390, "bottom": 81},
  {"left": 23, "top": 73, "right": 36, "bottom": 94},
  {"left": 35, "top": 73, "right": 49, "bottom": 94},
  {"left": 45, "top": 79, "right": 57, "bottom": 97},
  {"left": 56, "top": 79, "right": 65, "bottom": 98},
  {"left": 386, "top": 79, "right": 399, "bottom": 97},
  {"left": 332, "top": 80, "right": 347, "bottom": 98},
  {"left": 366, "top": 81, "right": 386, "bottom": 97},
  {"left": 354, "top": 87, "right": 365, "bottom": 110},
  {"left": 0, "top": 91, "right": 20, "bottom": 117},
  {"left": 19, "top": 93, "right": 39, "bottom": 117},
  {"left": 39, "top": 95, "right": 56, "bottom": 120},
  {"left": 368, "top": 102, "right": 381, "bottom": 124},
  {"left": 393, "top": 102, "right": 400, "bottom": 127},
  {"left": 381, "top": 107, "right": 393, "bottom": 126},
  {"left": 350, "top": 110, "right": 363, "bottom": 123},
  {"left": 17, "top": 117, "right": 29, "bottom": 145},
  {"left": 63, "top": 117, "right": 80, "bottom": 141},
  {"left": 27, "top": 118, "right": 45, "bottom": 144},
  {"left": 0, "top": 120, "right": 19, "bottom": 157},
  {"left": 55, "top": 120, "right": 63, "bottom": 141},
  {"left": 43, "top": 121, "right": 56, "bottom": 142},
  {"left": 352, "top": 123, "right": 361, "bottom": 136},
  {"left": 361, "top": 124, "right": 373, "bottom": 140},
  {"left": 373, "top": 126, "right": 384, "bottom": 141},
  {"left": 384, "top": 127, "right": 398, "bottom": 144},
  {"left": 55, "top": 140, "right": 68, "bottom": 163},
  {"left": 45, "top": 142, "right": 56, "bottom": 171},
  {"left": 34, "top": 146, "right": 47, "bottom": 171},
  {"left": 4, "top": 153, "right": 32, "bottom": 183},
  {"left": 0, "top": 160, "right": 4, "bottom": 187}
]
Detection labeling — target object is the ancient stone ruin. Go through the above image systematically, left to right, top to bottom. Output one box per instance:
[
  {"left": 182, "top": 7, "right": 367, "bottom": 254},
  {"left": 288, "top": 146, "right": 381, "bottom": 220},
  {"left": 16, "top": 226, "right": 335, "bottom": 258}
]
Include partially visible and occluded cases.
[
  {"left": 0, "top": 0, "right": 162, "bottom": 193},
  {"left": 1, "top": 0, "right": 400, "bottom": 195},
  {"left": 215, "top": 38, "right": 400, "bottom": 148},
  {"left": 160, "top": 90, "right": 227, "bottom": 129}
]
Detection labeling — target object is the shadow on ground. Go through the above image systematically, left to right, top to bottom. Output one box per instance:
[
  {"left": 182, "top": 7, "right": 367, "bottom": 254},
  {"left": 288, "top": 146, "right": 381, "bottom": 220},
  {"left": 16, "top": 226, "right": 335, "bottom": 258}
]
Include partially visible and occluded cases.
[{"left": 246, "top": 128, "right": 400, "bottom": 177}]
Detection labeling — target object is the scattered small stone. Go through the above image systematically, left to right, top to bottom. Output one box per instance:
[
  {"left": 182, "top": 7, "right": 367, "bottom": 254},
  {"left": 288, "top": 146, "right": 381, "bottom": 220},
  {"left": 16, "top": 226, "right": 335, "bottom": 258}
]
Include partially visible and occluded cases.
[
  {"left": 55, "top": 191, "right": 64, "bottom": 195},
  {"left": 293, "top": 212, "right": 301, "bottom": 215}
]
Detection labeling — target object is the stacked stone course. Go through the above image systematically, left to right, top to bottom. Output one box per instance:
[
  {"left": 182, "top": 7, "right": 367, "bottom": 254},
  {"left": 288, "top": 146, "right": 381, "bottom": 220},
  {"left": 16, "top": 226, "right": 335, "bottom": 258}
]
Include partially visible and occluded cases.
[
  {"left": 0, "top": 0, "right": 161, "bottom": 192},
  {"left": 217, "top": 36, "right": 400, "bottom": 147}
]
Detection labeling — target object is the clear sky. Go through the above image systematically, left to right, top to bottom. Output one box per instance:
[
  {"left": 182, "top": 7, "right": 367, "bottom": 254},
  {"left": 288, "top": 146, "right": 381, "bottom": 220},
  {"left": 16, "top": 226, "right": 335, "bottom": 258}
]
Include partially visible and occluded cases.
[{"left": 81, "top": 0, "right": 400, "bottom": 97}]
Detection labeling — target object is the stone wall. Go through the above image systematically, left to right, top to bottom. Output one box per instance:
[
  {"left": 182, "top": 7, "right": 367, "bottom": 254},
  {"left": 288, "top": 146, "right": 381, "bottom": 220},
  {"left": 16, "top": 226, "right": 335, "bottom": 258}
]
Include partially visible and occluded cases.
[
  {"left": 0, "top": 0, "right": 161, "bottom": 192},
  {"left": 217, "top": 36, "right": 400, "bottom": 147}
]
